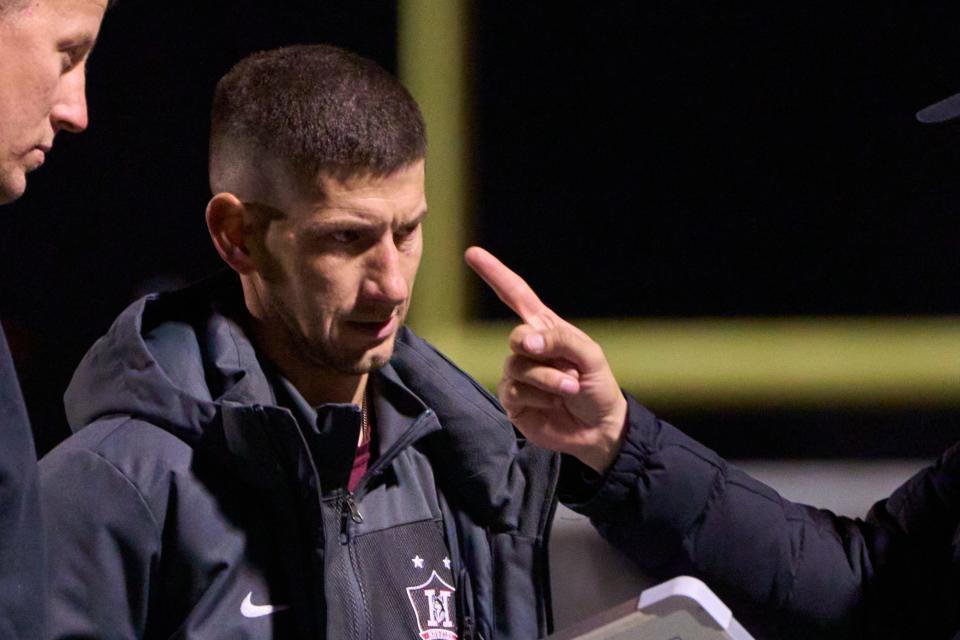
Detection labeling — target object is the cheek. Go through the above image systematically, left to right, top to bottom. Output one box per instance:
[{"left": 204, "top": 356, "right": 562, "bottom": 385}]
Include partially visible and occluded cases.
[
  {"left": 20, "top": 54, "right": 61, "bottom": 124},
  {"left": 0, "top": 71, "right": 47, "bottom": 140},
  {"left": 402, "top": 245, "right": 423, "bottom": 289},
  {"left": 297, "top": 258, "right": 359, "bottom": 315}
]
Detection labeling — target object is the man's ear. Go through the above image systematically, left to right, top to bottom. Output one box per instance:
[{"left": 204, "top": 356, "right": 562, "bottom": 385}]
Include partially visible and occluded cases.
[{"left": 206, "top": 192, "right": 258, "bottom": 274}]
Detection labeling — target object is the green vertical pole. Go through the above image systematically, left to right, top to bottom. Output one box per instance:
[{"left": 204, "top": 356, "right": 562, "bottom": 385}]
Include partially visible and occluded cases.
[{"left": 398, "top": 0, "right": 470, "bottom": 340}]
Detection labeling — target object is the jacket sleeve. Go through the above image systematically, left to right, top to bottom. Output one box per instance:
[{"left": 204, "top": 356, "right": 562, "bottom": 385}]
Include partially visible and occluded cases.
[
  {"left": 0, "top": 354, "right": 45, "bottom": 640},
  {"left": 559, "top": 394, "right": 960, "bottom": 639},
  {"left": 39, "top": 446, "right": 160, "bottom": 640}
]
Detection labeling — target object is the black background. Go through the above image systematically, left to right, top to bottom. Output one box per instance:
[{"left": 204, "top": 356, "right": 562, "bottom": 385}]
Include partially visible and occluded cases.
[
  {"left": 3, "top": 2, "right": 960, "bottom": 457},
  {"left": 473, "top": 2, "right": 960, "bottom": 319}
]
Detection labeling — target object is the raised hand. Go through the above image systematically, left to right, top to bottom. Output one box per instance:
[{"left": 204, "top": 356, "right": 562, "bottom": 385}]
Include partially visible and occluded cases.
[{"left": 464, "top": 247, "right": 628, "bottom": 473}]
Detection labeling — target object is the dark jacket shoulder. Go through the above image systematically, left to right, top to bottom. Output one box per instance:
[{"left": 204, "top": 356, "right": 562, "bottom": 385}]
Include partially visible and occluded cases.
[{"left": 0, "top": 326, "right": 45, "bottom": 640}]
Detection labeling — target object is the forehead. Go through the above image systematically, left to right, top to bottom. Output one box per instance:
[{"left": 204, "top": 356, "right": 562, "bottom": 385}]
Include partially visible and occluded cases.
[
  {"left": 0, "top": 0, "right": 105, "bottom": 49},
  {"left": 33, "top": 0, "right": 107, "bottom": 31},
  {"left": 48, "top": 0, "right": 109, "bottom": 15},
  {"left": 288, "top": 161, "right": 427, "bottom": 219},
  {"left": 325, "top": 163, "right": 424, "bottom": 202}
]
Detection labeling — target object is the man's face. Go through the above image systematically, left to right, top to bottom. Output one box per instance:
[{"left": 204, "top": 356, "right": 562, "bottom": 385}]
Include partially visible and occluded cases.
[
  {"left": 0, "top": 0, "right": 107, "bottom": 203},
  {"left": 250, "top": 160, "right": 427, "bottom": 377}
]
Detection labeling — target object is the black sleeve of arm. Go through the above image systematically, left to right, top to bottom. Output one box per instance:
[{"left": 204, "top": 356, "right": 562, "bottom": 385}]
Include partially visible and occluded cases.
[
  {"left": 559, "top": 395, "right": 883, "bottom": 639},
  {"left": 859, "top": 441, "right": 960, "bottom": 637},
  {"left": 40, "top": 447, "right": 161, "bottom": 640}
]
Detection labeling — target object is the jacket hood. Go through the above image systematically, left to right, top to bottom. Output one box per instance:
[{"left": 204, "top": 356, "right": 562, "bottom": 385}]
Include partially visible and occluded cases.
[
  {"left": 64, "top": 272, "right": 559, "bottom": 531},
  {"left": 64, "top": 274, "right": 272, "bottom": 443}
]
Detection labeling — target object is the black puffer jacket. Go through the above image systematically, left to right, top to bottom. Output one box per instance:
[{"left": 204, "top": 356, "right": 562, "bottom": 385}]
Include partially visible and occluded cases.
[{"left": 562, "top": 395, "right": 960, "bottom": 639}]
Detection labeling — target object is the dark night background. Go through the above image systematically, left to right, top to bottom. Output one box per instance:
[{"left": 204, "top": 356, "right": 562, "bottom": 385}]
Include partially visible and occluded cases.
[{"left": 2, "top": 2, "right": 960, "bottom": 458}]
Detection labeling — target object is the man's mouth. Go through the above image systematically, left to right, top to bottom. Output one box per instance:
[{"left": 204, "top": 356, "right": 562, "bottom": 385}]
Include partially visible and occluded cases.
[{"left": 345, "top": 315, "right": 399, "bottom": 341}]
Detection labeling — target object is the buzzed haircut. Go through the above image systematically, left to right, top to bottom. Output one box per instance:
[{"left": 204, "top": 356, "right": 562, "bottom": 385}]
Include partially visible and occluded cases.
[{"left": 209, "top": 44, "right": 427, "bottom": 194}]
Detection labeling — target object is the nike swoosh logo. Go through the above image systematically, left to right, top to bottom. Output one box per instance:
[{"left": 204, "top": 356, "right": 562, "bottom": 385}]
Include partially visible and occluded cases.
[{"left": 240, "top": 591, "right": 290, "bottom": 618}]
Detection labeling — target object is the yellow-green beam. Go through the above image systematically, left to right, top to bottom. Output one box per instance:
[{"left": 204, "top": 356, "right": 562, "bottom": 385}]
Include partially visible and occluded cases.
[
  {"left": 398, "top": 0, "right": 470, "bottom": 336},
  {"left": 396, "top": 3, "right": 960, "bottom": 411},
  {"left": 425, "top": 317, "right": 960, "bottom": 409}
]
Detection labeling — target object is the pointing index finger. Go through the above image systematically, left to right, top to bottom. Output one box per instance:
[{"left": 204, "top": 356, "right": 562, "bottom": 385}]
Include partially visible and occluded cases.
[{"left": 464, "top": 246, "right": 554, "bottom": 327}]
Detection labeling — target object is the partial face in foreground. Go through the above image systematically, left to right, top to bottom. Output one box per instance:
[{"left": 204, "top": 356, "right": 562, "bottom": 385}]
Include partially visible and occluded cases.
[
  {"left": 0, "top": 0, "right": 107, "bottom": 203},
  {"left": 248, "top": 160, "right": 427, "bottom": 377}
]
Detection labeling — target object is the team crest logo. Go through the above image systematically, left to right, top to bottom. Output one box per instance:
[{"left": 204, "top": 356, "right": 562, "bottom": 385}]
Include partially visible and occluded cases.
[{"left": 406, "top": 570, "right": 458, "bottom": 639}]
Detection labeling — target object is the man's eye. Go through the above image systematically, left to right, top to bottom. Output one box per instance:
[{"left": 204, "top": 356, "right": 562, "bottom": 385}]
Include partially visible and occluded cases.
[
  {"left": 60, "top": 47, "right": 85, "bottom": 73},
  {"left": 395, "top": 223, "right": 420, "bottom": 244},
  {"left": 330, "top": 230, "right": 360, "bottom": 244}
]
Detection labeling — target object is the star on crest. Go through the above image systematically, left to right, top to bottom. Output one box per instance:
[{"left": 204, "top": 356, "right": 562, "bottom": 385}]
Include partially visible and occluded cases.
[
  {"left": 412, "top": 555, "right": 425, "bottom": 569},
  {"left": 443, "top": 557, "right": 451, "bottom": 570}
]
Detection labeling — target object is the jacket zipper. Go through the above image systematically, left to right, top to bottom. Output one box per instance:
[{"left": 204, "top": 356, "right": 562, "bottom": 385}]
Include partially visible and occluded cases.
[
  {"left": 336, "top": 408, "right": 439, "bottom": 640},
  {"left": 338, "top": 408, "right": 437, "bottom": 542},
  {"left": 337, "top": 490, "right": 370, "bottom": 640}
]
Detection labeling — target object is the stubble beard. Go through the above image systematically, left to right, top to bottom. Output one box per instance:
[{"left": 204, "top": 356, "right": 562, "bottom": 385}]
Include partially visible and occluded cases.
[
  {"left": 262, "top": 286, "right": 405, "bottom": 378},
  {"left": 289, "top": 316, "right": 400, "bottom": 377},
  {"left": 280, "top": 326, "right": 376, "bottom": 376},
  {"left": 312, "top": 347, "right": 392, "bottom": 376}
]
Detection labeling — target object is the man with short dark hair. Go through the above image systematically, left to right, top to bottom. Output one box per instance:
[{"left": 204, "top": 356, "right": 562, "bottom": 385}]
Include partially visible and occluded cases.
[
  {"left": 0, "top": 0, "right": 107, "bottom": 637},
  {"left": 40, "top": 44, "right": 557, "bottom": 639}
]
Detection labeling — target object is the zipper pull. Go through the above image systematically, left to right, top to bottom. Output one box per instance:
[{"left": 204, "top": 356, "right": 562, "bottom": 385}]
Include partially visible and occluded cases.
[
  {"left": 339, "top": 493, "right": 363, "bottom": 545},
  {"left": 344, "top": 493, "right": 363, "bottom": 524}
]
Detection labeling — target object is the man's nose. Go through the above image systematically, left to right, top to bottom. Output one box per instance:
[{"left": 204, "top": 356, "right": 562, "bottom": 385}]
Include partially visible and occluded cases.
[
  {"left": 50, "top": 69, "right": 89, "bottom": 134},
  {"left": 363, "top": 238, "right": 409, "bottom": 305}
]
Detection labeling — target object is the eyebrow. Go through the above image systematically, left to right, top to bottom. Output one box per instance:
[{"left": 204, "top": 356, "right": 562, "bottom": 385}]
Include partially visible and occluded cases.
[
  {"left": 61, "top": 33, "right": 96, "bottom": 51},
  {"left": 300, "top": 207, "right": 429, "bottom": 237},
  {"left": 404, "top": 208, "right": 429, "bottom": 227},
  {"left": 298, "top": 216, "right": 378, "bottom": 241}
]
